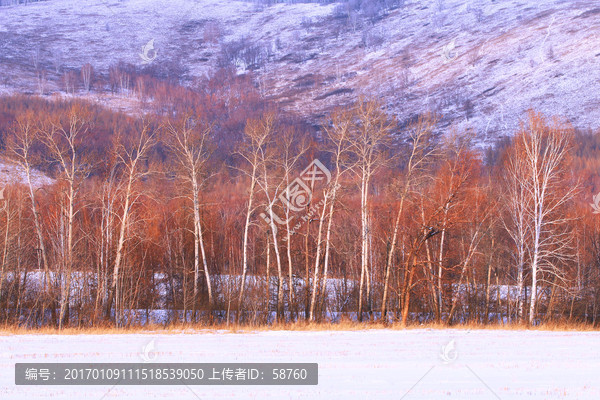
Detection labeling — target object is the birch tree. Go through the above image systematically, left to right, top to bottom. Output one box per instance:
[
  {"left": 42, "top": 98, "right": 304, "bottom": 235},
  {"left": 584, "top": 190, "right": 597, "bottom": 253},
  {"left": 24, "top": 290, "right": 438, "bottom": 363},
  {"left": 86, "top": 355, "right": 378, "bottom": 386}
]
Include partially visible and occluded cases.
[
  {"left": 81, "top": 63, "right": 93, "bottom": 93},
  {"left": 349, "top": 99, "right": 394, "bottom": 321},
  {"left": 40, "top": 104, "right": 91, "bottom": 329},
  {"left": 308, "top": 109, "right": 353, "bottom": 321},
  {"left": 6, "top": 112, "right": 51, "bottom": 316},
  {"left": 237, "top": 113, "right": 274, "bottom": 322},
  {"left": 505, "top": 113, "right": 578, "bottom": 324},
  {"left": 165, "top": 115, "right": 214, "bottom": 320},
  {"left": 109, "top": 119, "right": 155, "bottom": 327},
  {"left": 279, "top": 129, "right": 308, "bottom": 321},
  {"left": 258, "top": 142, "right": 285, "bottom": 322},
  {"left": 96, "top": 159, "right": 118, "bottom": 322},
  {"left": 503, "top": 159, "right": 530, "bottom": 322}
]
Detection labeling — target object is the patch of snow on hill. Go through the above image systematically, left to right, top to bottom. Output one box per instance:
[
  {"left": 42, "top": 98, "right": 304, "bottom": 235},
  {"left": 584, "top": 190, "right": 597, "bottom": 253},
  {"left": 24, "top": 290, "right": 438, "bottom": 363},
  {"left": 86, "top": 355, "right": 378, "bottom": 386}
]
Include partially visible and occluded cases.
[{"left": 0, "top": 160, "right": 53, "bottom": 188}]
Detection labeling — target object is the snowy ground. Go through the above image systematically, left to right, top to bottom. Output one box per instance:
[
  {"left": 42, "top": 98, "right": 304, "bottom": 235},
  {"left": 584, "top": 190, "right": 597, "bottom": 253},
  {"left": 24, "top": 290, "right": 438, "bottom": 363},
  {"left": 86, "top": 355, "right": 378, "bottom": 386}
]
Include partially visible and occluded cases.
[
  {"left": 0, "top": 160, "right": 53, "bottom": 188},
  {"left": 1, "top": 329, "right": 599, "bottom": 399}
]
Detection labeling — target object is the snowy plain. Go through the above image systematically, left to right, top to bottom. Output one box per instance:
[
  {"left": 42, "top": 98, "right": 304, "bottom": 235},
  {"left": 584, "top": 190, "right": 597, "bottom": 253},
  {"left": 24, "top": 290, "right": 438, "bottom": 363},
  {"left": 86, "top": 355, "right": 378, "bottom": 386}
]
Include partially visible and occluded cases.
[{"left": 1, "top": 329, "right": 599, "bottom": 399}]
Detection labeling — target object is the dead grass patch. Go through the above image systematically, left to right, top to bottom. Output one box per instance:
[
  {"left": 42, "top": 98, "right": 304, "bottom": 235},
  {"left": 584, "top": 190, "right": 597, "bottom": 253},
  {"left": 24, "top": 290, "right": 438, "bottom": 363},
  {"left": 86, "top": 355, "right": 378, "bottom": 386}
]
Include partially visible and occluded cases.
[{"left": 1, "top": 320, "right": 598, "bottom": 335}]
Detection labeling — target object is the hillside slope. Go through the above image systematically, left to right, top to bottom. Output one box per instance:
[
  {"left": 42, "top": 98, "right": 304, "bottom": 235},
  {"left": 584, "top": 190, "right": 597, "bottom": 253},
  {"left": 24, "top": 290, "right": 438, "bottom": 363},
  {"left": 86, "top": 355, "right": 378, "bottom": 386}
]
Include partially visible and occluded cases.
[{"left": 1, "top": 0, "right": 599, "bottom": 143}]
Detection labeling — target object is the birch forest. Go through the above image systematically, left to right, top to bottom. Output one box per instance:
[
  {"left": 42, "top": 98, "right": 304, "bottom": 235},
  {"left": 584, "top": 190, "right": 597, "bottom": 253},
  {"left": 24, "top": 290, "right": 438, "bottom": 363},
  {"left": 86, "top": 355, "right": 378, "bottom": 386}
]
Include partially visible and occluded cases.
[{"left": 1, "top": 80, "right": 599, "bottom": 329}]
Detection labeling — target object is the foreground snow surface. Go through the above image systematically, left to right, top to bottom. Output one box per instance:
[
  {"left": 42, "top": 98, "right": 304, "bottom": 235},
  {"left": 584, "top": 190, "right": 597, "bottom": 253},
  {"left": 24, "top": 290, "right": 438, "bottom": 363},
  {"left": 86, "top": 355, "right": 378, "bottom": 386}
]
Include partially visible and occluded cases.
[{"left": 1, "top": 329, "right": 599, "bottom": 399}]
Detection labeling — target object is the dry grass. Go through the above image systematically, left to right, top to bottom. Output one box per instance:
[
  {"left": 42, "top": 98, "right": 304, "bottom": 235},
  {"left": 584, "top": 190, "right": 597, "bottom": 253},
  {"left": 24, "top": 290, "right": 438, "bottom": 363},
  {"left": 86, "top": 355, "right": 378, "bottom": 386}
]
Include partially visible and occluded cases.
[{"left": 1, "top": 320, "right": 598, "bottom": 335}]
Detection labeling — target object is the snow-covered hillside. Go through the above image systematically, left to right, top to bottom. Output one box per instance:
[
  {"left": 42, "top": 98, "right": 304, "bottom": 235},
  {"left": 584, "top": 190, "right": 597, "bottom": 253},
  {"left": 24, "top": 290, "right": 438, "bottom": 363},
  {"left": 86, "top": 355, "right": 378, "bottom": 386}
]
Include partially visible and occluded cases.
[
  {"left": 1, "top": 0, "right": 600, "bottom": 144},
  {"left": 0, "top": 159, "right": 52, "bottom": 188},
  {"left": 2, "top": 329, "right": 600, "bottom": 399}
]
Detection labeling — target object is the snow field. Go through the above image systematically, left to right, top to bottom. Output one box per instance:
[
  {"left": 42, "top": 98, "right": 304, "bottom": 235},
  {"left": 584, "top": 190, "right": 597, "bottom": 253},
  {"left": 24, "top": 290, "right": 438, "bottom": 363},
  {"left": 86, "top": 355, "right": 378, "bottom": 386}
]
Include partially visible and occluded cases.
[{"left": 1, "top": 328, "right": 599, "bottom": 399}]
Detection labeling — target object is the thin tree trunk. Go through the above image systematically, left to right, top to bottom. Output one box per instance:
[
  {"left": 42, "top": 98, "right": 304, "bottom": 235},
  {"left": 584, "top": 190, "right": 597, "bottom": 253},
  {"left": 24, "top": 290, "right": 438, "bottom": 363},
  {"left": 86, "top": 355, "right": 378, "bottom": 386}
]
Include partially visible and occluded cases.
[
  {"left": 238, "top": 170, "right": 257, "bottom": 323},
  {"left": 358, "top": 171, "right": 370, "bottom": 322},
  {"left": 111, "top": 173, "right": 132, "bottom": 328},
  {"left": 192, "top": 176, "right": 212, "bottom": 320},
  {"left": 309, "top": 193, "right": 328, "bottom": 321},
  {"left": 382, "top": 195, "right": 406, "bottom": 321},
  {"left": 267, "top": 204, "right": 284, "bottom": 322},
  {"left": 285, "top": 210, "right": 295, "bottom": 321}
]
